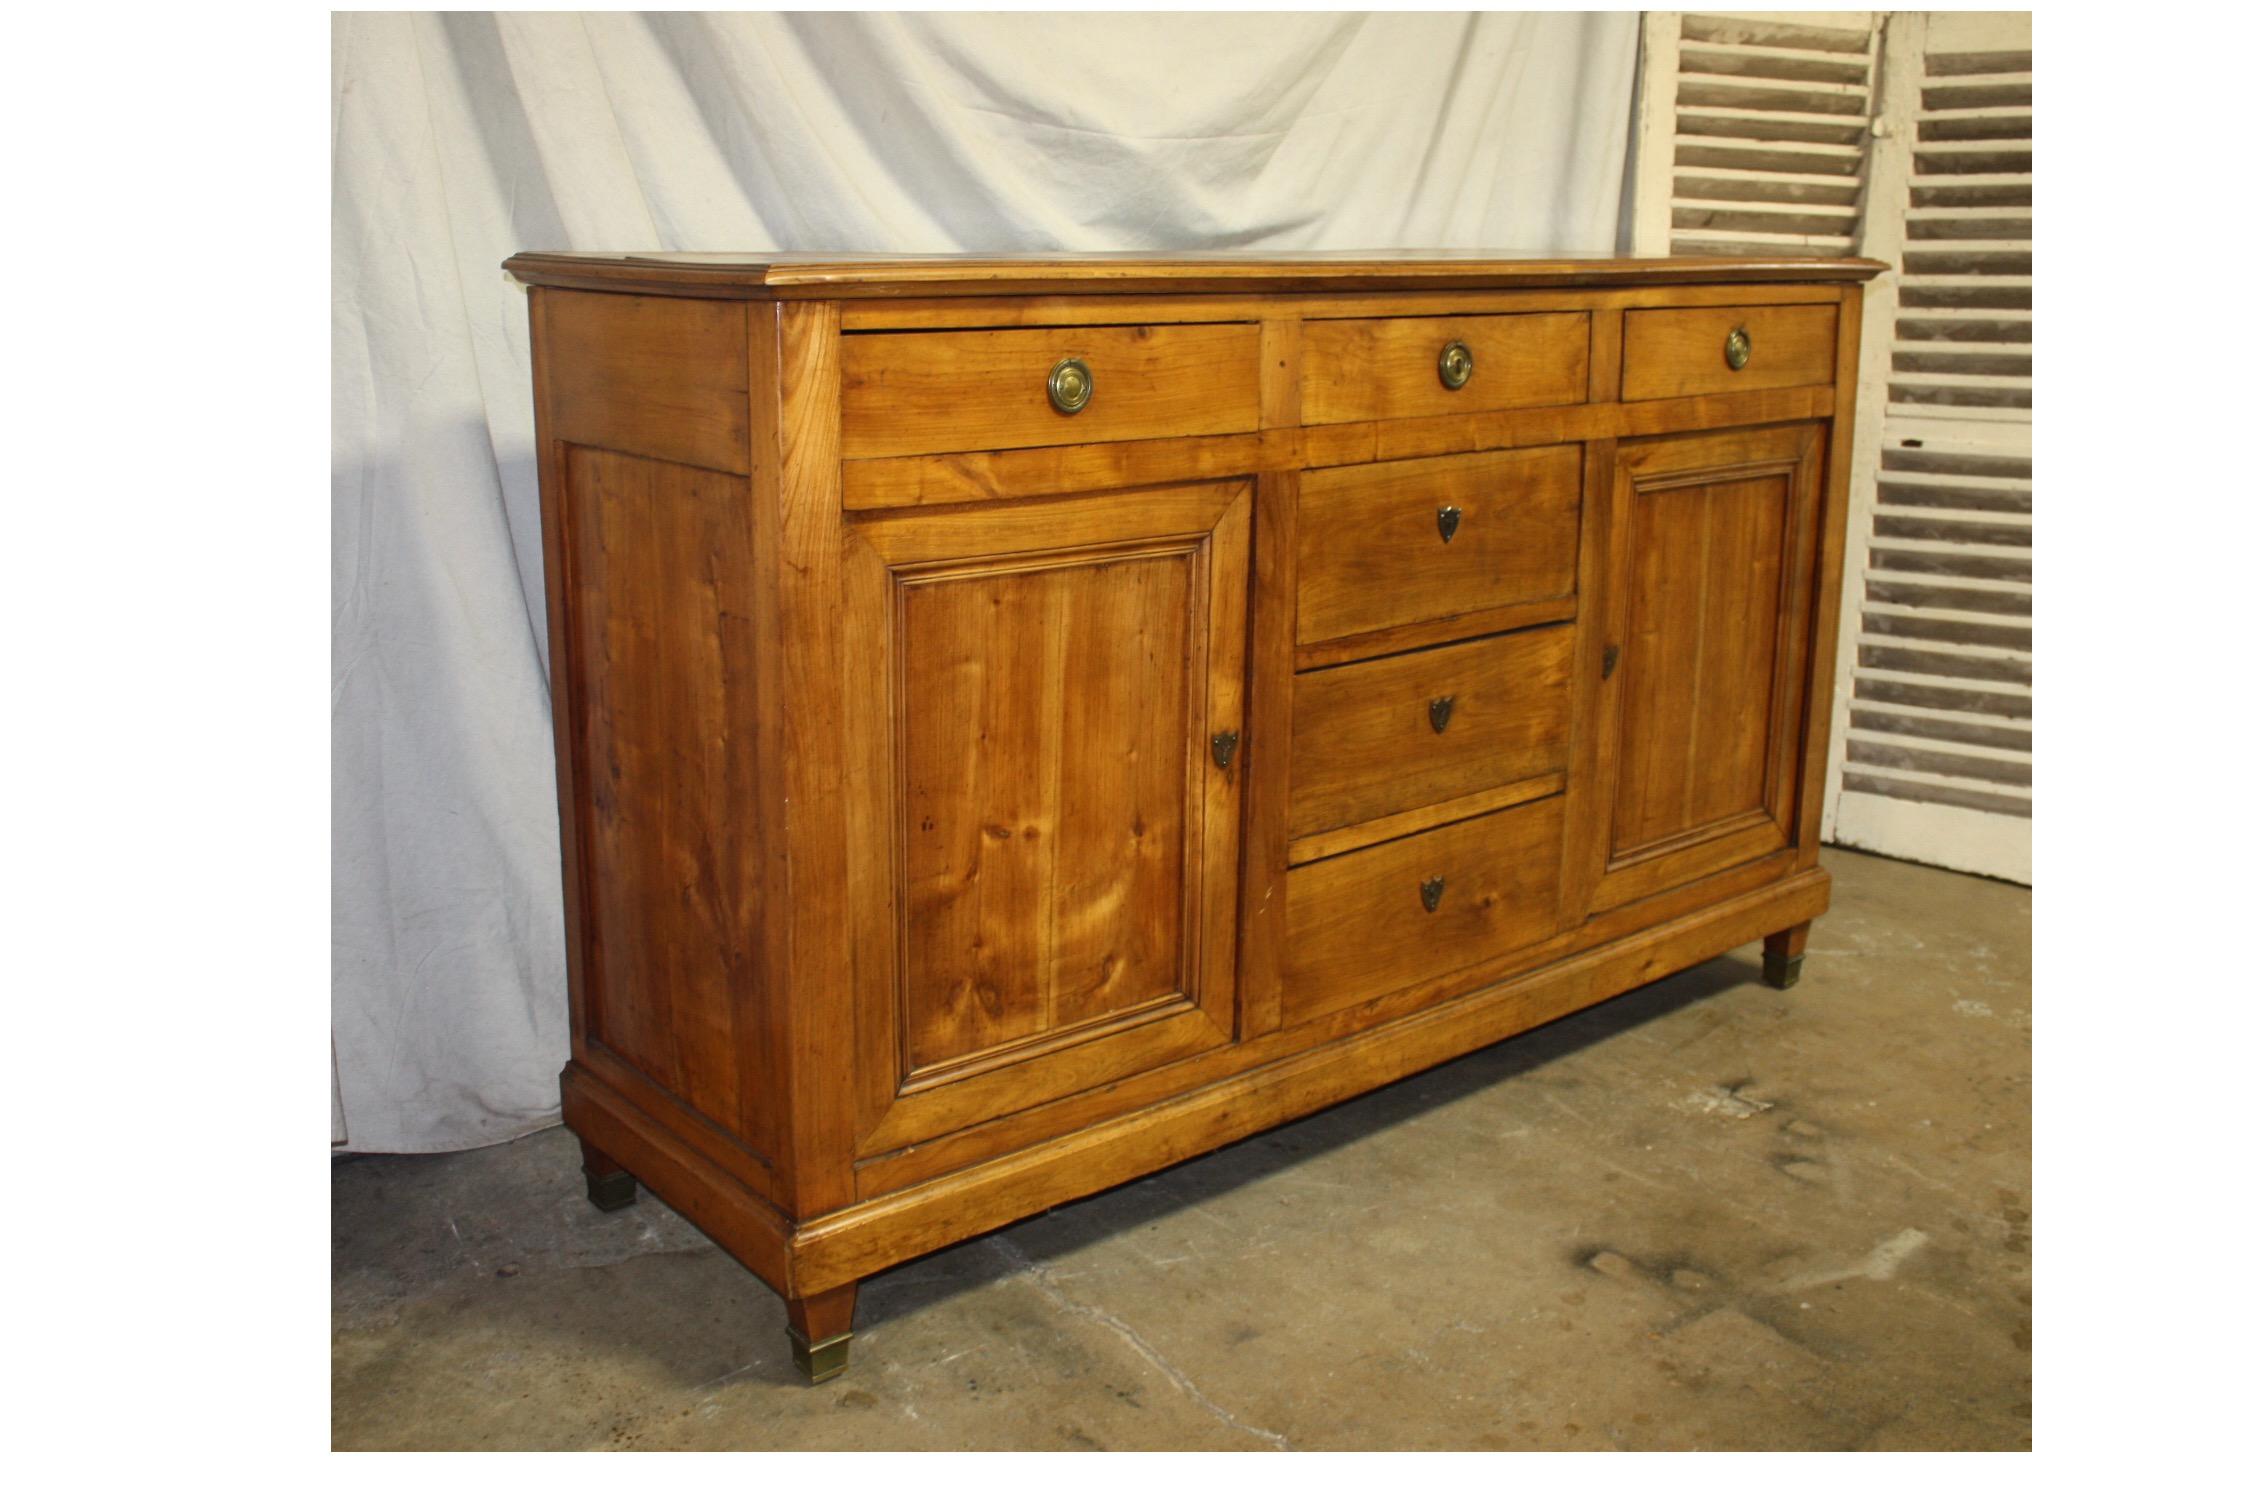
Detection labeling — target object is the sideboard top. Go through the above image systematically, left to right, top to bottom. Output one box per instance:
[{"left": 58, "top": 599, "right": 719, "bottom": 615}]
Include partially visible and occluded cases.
[{"left": 503, "top": 250, "right": 1887, "bottom": 300}]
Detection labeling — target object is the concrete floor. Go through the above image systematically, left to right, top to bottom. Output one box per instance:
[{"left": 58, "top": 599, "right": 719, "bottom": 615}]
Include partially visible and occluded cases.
[{"left": 333, "top": 848, "right": 2030, "bottom": 1450}]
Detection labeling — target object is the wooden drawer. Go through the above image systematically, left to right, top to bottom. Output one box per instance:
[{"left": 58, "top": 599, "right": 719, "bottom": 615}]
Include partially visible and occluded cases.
[
  {"left": 1620, "top": 303, "right": 1838, "bottom": 402},
  {"left": 1301, "top": 312, "right": 1589, "bottom": 425},
  {"left": 840, "top": 323, "right": 1262, "bottom": 459},
  {"left": 1295, "top": 445, "right": 1581, "bottom": 658},
  {"left": 1288, "top": 625, "right": 1573, "bottom": 860},
  {"left": 1282, "top": 795, "right": 1565, "bottom": 1025}
]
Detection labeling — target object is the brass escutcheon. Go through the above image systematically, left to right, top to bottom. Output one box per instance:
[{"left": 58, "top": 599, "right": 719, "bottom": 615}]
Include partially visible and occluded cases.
[
  {"left": 1723, "top": 326, "right": 1752, "bottom": 371},
  {"left": 1438, "top": 340, "right": 1473, "bottom": 390},
  {"left": 1048, "top": 356, "right": 1094, "bottom": 414},
  {"left": 1437, "top": 505, "right": 1462, "bottom": 543},
  {"left": 1429, "top": 695, "right": 1456, "bottom": 733},
  {"left": 1210, "top": 729, "right": 1239, "bottom": 770},
  {"left": 1420, "top": 877, "right": 1446, "bottom": 913}
]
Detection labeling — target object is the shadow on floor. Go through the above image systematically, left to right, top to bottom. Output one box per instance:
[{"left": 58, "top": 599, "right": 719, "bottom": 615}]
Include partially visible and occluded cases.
[{"left": 849, "top": 954, "right": 1757, "bottom": 1329}]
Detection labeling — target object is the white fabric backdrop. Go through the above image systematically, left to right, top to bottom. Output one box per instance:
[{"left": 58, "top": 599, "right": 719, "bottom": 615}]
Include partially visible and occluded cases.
[{"left": 331, "top": 10, "right": 1640, "bottom": 1152}]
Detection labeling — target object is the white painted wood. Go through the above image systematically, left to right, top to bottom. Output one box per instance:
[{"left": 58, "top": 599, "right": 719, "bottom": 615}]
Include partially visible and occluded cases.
[
  {"left": 1924, "top": 9, "right": 2029, "bottom": 50},
  {"left": 1823, "top": 10, "right": 1921, "bottom": 848},
  {"left": 1825, "top": 10, "right": 2031, "bottom": 883},
  {"left": 1689, "top": 11, "right": 1879, "bottom": 36},
  {"left": 1631, "top": 13, "right": 1684, "bottom": 256},
  {"left": 1833, "top": 788, "right": 2031, "bottom": 883}
]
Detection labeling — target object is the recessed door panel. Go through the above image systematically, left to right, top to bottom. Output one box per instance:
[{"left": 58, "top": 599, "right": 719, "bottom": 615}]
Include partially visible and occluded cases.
[
  {"left": 1576, "top": 424, "right": 1825, "bottom": 914},
  {"left": 1611, "top": 471, "right": 1790, "bottom": 856},
  {"left": 844, "top": 481, "right": 1250, "bottom": 1157},
  {"left": 897, "top": 549, "right": 1195, "bottom": 1070}
]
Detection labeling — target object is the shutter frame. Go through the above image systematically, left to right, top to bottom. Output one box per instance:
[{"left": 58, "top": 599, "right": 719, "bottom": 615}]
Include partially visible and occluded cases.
[
  {"left": 1832, "top": 10, "right": 2032, "bottom": 883},
  {"left": 1631, "top": 11, "right": 1883, "bottom": 259},
  {"left": 1632, "top": 12, "right": 2032, "bottom": 884}
]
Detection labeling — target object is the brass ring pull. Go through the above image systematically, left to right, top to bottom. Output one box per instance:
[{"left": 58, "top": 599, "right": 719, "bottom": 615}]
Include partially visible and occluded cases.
[
  {"left": 1723, "top": 326, "right": 1753, "bottom": 371},
  {"left": 1437, "top": 340, "right": 1474, "bottom": 390},
  {"left": 1048, "top": 356, "right": 1094, "bottom": 414},
  {"left": 1420, "top": 877, "right": 1446, "bottom": 913}
]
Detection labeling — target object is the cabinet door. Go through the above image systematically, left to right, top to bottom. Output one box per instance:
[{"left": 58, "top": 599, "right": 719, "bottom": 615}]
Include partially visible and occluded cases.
[
  {"left": 1573, "top": 424, "right": 1825, "bottom": 914},
  {"left": 841, "top": 481, "right": 1250, "bottom": 1157}
]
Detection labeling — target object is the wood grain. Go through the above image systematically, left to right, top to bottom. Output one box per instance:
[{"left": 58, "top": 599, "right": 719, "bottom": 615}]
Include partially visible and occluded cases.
[
  {"left": 506, "top": 250, "right": 1884, "bottom": 301},
  {"left": 513, "top": 257, "right": 1870, "bottom": 1378},
  {"left": 832, "top": 281, "right": 1850, "bottom": 332},
  {"left": 528, "top": 288, "right": 594, "bottom": 1079},
  {"left": 542, "top": 290, "right": 750, "bottom": 474},
  {"left": 772, "top": 302, "right": 859, "bottom": 1217},
  {"left": 1621, "top": 303, "right": 1839, "bottom": 401},
  {"left": 1588, "top": 308, "right": 1625, "bottom": 404},
  {"left": 1300, "top": 312, "right": 1588, "bottom": 425},
  {"left": 1259, "top": 318, "right": 1303, "bottom": 429},
  {"left": 840, "top": 324, "right": 1260, "bottom": 459},
  {"left": 1299, "top": 385, "right": 1834, "bottom": 471},
  {"left": 838, "top": 387, "right": 1836, "bottom": 510},
  {"left": 1588, "top": 424, "right": 1824, "bottom": 912},
  {"left": 1556, "top": 437, "right": 1617, "bottom": 929},
  {"left": 559, "top": 446, "right": 759, "bottom": 1135},
  {"left": 1296, "top": 446, "right": 1582, "bottom": 651},
  {"left": 1234, "top": 469, "right": 1299, "bottom": 1043},
  {"left": 1610, "top": 469, "right": 1789, "bottom": 855},
  {"left": 843, "top": 482, "right": 1249, "bottom": 1158},
  {"left": 895, "top": 549, "right": 1195, "bottom": 1068},
  {"left": 1290, "top": 598, "right": 1577, "bottom": 672},
  {"left": 1289, "top": 626, "right": 1573, "bottom": 842},
  {"left": 1285, "top": 773, "right": 1565, "bottom": 869},
  {"left": 1281, "top": 796, "right": 1566, "bottom": 1027},
  {"left": 856, "top": 847, "right": 1807, "bottom": 1197},
  {"left": 795, "top": 868, "right": 1832, "bottom": 1292},
  {"left": 562, "top": 1061, "right": 792, "bottom": 1294},
  {"left": 787, "top": 1285, "right": 857, "bottom": 1345}
]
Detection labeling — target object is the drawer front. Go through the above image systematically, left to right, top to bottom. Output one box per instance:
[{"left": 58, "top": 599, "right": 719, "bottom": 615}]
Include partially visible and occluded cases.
[
  {"left": 1620, "top": 303, "right": 1838, "bottom": 402},
  {"left": 1301, "top": 312, "right": 1589, "bottom": 425},
  {"left": 840, "top": 323, "right": 1262, "bottom": 460},
  {"left": 1296, "top": 445, "right": 1581, "bottom": 651},
  {"left": 1289, "top": 625, "right": 1573, "bottom": 844},
  {"left": 1282, "top": 796, "right": 1565, "bottom": 1025}
]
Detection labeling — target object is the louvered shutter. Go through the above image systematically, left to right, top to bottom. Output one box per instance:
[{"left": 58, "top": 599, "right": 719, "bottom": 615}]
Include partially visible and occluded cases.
[
  {"left": 1832, "top": 10, "right": 2031, "bottom": 883},
  {"left": 1630, "top": 12, "right": 2031, "bottom": 884},
  {"left": 1630, "top": 12, "right": 1883, "bottom": 260}
]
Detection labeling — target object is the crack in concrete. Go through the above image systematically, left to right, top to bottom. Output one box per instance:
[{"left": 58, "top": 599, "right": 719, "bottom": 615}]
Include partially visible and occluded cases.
[{"left": 990, "top": 1235, "right": 1291, "bottom": 1451}]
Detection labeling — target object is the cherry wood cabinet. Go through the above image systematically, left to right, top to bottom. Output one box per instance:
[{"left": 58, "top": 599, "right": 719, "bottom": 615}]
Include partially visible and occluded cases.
[
  {"left": 505, "top": 251, "right": 1880, "bottom": 1383},
  {"left": 1575, "top": 423, "right": 1827, "bottom": 917},
  {"left": 840, "top": 481, "right": 1250, "bottom": 1157}
]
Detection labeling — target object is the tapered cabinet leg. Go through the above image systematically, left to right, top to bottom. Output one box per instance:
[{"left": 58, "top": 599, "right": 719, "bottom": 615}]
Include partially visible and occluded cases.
[
  {"left": 1763, "top": 922, "right": 1811, "bottom": 990},
  {"left": 579, "top": 1139, "right": 638, "bottom": 1213},
  {"left": 786, "top": 1284, "right": 859, "bottom": 1385}
]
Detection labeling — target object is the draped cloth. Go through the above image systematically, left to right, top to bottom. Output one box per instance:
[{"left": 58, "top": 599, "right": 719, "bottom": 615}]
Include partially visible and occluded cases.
[{"left": 331, "top": 10, "right": 1639, "bottom": 1151}]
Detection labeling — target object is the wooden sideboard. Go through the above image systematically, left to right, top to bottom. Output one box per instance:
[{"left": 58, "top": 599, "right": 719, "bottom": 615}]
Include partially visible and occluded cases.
[{"left": 503, "top": 252, "right": 1884, "bottom": 1382}]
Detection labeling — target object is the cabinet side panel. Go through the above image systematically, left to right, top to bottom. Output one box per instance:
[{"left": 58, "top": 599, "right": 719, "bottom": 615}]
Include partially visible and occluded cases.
[
  {"left": 544, "top": 290, "right": 752, "bottom": 474},
  {"left": 559, "top": 443, "right": 764, "bottom": 1149}
]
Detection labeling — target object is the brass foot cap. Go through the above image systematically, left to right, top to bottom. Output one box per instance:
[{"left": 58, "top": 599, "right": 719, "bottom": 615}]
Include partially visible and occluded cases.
[
  {"left": 1763, "top": 952, "right": 1805, "bottom": 990},
  {"left": 789, "top": 1329, "right": 852, "bottom": 1384}
]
